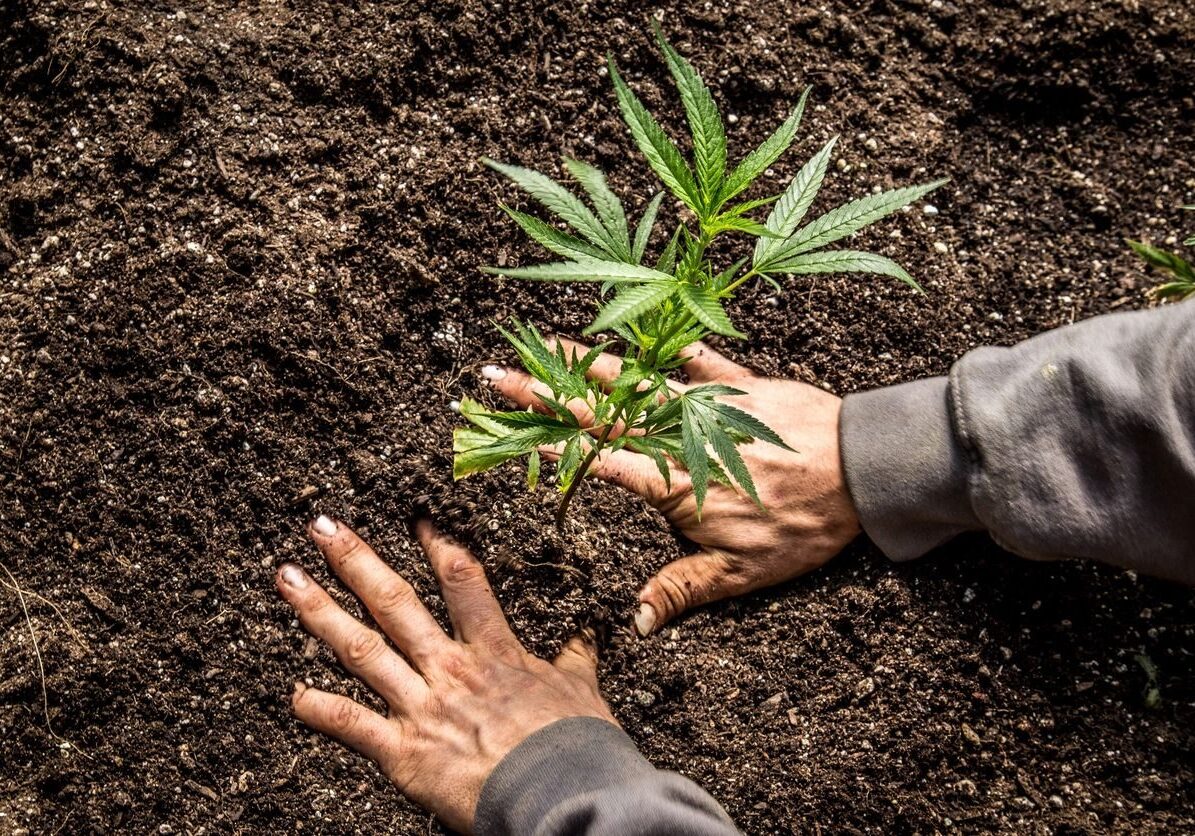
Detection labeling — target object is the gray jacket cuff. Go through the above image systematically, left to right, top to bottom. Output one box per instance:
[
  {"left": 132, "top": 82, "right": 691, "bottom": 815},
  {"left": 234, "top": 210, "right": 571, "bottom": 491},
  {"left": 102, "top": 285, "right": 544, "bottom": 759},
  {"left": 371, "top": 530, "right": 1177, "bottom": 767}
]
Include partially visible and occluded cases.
[
  {"left": 840, "top": 376, "right": 981, "bottom": 560},
  {"left": 475, "top": 716, "right": 736, "bottom": 836}
]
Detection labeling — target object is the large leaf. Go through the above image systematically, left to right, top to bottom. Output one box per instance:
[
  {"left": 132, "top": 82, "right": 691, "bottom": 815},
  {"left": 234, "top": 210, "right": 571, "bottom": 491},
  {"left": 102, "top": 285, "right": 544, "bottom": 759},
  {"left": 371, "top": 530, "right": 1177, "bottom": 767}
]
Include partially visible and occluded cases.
[
  {"left": 653, "top": 22, "right": 726, "bottom": 209},
  {"left": 607, "top": 57, "right": 701, "bottom": 212},
  {"left": 718, "top": 86, "right": 811, "bottom": 208},
  {"left": 753, "top": 136, "right": 837, "bottom": 266},
  {"left": 484, "top": 158, "right": 622, "bottom": 257},
  {"left": 564, "top": 158, "right": 631, "bottom": 259},
  {"left": 762, "top": 179, "right": 949, "bottom": 267},
  {"left": 632, "top": 192, "right": 665, "bottom": 264},
  {"left": 500, "top": 205, "right": 607, "bottom": 261},
  {"left": 765, "top": 249, "right": 923, "bottom": 292},
  {"left": 484, "top": 257, "right": 675, "bottom": 284},
  {"left": 585, "top": 281, "right": 677, "bottom": 334},
  {"left": 677, "top": 283, "right": 746, "bottom": 338},
  {"left": 680, "top": 403, "right": 710, "bottom": 513},
  {"left": 453, "top": 424, "right": 581, "bottom": 479}
]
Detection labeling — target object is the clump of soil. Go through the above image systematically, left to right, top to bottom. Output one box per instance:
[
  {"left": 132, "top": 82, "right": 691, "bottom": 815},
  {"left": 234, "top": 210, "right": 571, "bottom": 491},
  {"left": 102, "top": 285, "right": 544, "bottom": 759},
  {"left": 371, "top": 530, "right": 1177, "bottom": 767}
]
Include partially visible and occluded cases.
[{"left": 2, "top": 0, "right": 1194, "bottom": 832}]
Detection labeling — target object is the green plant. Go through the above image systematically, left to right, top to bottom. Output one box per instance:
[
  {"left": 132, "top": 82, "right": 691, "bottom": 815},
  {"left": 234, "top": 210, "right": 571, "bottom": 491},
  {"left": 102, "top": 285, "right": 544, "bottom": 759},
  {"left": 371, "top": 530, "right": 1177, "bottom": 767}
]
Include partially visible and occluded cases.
[
  {"left": 454, "top": 23, "right": 946, "bottom": 528},
  {"left": 1129, "top": 210, "right": 1195, "bottom": 301}
]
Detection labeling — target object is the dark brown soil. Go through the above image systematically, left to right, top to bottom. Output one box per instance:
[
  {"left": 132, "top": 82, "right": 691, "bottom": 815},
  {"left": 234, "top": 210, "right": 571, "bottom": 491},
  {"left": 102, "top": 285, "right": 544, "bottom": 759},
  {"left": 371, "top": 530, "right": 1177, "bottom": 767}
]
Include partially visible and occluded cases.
[{"left": 3, "top": 0, "right": 1195, "bottom": 833}]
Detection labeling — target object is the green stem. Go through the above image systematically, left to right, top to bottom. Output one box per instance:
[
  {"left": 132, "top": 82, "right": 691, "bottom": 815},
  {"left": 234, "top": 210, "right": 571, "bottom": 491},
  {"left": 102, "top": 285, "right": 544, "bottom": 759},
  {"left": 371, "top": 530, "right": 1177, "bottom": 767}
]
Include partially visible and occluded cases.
[
  {"left": 721, "top": 266, "right": 760, "bottom": 295},
  {"left": 554, "top": 404, "right": 625, "bottom": 530}
]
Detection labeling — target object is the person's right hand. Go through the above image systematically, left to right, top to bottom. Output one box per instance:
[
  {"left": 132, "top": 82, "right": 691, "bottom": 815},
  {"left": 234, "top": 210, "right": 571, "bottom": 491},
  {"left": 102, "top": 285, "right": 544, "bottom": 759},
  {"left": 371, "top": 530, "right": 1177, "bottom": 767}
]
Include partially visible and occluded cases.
[{"left": 481, "top": 339, "right": 862, "bottom": 636}]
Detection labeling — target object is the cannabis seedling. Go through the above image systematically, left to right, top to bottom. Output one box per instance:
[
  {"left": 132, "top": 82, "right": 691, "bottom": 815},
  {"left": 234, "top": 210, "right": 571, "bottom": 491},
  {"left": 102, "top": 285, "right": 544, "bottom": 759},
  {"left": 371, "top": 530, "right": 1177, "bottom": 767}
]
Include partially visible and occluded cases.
[
  {"left": 454, "top": 24, "right": 946, "bottom": 528},
  {"left": 1129, "top": 208, "right": 1195, "bottom": 301}
]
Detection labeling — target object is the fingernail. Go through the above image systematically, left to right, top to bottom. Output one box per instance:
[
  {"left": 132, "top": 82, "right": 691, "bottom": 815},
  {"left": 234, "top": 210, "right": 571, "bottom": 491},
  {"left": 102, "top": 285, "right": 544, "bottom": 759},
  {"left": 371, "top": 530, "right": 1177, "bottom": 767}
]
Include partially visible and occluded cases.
[
  {"left": 481, "top": 364, "right": 507, "bottom": 382},
  {"left": 312, "top": 515, "right": 337, "bottom": 537},
  {"left": 280, "top": 563, "right": 309, "bottom": 589},
  {"left": 634, "top": 603, "right": 657, "bottom": 637}
]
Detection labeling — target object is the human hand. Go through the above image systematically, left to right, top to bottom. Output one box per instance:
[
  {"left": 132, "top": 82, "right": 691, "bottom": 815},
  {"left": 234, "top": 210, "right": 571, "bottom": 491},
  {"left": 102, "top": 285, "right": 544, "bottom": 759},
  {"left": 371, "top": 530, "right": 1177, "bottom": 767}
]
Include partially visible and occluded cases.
[
  {"left": 483, "top": 339, "right": 861, "bottom": 635},
  {"left": 277, "top": 517, "right": 615, "bottom": 834}
]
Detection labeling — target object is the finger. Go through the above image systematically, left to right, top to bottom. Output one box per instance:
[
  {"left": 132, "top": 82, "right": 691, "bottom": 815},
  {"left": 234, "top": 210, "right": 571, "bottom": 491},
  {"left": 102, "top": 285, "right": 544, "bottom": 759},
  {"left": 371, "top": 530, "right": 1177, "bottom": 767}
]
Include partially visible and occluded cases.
[
  {"left": 681, "top": 341, "right": 752, "bottom": 383},
  {"left": 483, "top": 365, "right": 597, "bottom": 427},
  {"left": 538, "top": 444, "right": 673, "bottom": 505},
  {"left": 308, "top": 517, "right": 453, "bottom": 670},
  {"left": 415, "top": 520, "right": 521, "bottom": 654},
  {"left": 635, "top": 551, "right": 747, "bottom": 636},
  {"left": 277, "top": 563, "right": 426, "bottom": 707},
  {"left": 552, "top": 629, "right": 599, "bottom": 687},
  {"left": 290, "top": 683, "right": 396, "bottom": 770}
]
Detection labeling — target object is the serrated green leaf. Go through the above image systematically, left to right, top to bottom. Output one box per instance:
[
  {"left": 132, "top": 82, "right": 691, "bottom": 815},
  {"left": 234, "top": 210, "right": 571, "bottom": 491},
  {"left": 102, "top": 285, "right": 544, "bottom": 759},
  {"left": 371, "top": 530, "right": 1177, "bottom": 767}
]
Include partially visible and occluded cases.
[
  {"left": 653, "top": 21, "right": 726, "bottom": 209},
  {"left": 607, "top": 57, "right": 701, "bottom": 212},
  {"left": 718, "top": 86, "right": 811, "bottom": 208},
  {"left": 754, "top": 136, "right": 837, "bottom": 266},
  {"left": 484, "top": 158, "right": 622, "bottom": 258},
  {"left": 564, "top": 158, "right": 631, "bottom": 259},
  {"left": 764, "top": 179, "right": 949, "bottom": 266},
  {"left": 632, "top": 192, "right": 665, "bottom": 264},
  {"left": 723, "top": 194, "right": 781, "bottom": 217},
  {"left": 500, "top": 205, "right": 607, "bottom": 261},
  {"left": 707, "top": 215, "right": 776, "bottom": 237},
  {"left": 1129, "top": 240, "right": 1195, "bottom": 281},
  {"left": 764, "top": 249, "right": 923, "bottom": 292},
  {"left": 484, "top": 257, "right": 675, "bottom": 284},
  {"left": 585, "top": 281, "right": 677, "bottom": 334},
  {"left": 677, "top": 283, "right": 746, "bottom": 338},
  {"left": 705, "top": 401, "right": 793, "bottom": 451},
  {"left": 680, "top": 403, "right": 710, "bottom": 513},
  {"left": 696, "top": 410, "right": 761, "bottom": 506},
  {"left": 453, "top": 425, "right": 579, "bottom": 480},
  {"left": 555, "top": 434, "right": 583, "bottom": 491}
]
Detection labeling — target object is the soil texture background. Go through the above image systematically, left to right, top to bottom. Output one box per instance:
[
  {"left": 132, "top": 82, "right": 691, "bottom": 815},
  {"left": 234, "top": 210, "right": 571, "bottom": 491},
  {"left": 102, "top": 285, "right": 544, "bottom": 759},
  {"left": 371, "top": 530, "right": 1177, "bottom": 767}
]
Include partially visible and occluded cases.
[{"left": 2, "top": 0, "right": 1195, "bottom": 833}]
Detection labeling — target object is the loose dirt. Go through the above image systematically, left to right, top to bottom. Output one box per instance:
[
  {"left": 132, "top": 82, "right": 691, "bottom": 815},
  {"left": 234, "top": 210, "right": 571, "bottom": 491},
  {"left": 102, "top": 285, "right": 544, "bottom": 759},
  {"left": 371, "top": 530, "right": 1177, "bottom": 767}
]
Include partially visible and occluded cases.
[{"left": 2, "top": 0, "right": 1194, "bottom": 832}]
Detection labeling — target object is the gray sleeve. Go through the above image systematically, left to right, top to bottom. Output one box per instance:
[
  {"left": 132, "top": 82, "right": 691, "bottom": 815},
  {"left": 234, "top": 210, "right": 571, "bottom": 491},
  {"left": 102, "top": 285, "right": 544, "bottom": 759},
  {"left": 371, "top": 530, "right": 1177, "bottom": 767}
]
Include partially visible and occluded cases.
[
  {"left": 840, "top": 301, "right": 1195, "bottom": 584},
  {"left": 475, "top": 717, "right": 738, "bottom": 836}
]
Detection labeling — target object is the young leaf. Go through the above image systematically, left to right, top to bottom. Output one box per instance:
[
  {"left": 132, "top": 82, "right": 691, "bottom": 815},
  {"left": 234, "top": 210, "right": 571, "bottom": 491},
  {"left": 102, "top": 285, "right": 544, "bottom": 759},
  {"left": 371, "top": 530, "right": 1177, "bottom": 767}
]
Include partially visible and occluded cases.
[
  {"left": 653, "top": 21, "right": 726, "bottom": 209},
  {"left": 607, "top": 57, "right": 702, "bottom": 212},
  {"left": 718, "top": 86, "right": 811, "bottom": 208},
  {"left": 754, "top": 136, "right": 838, "bottom": 266},
  {"left": 484, "top": 158, "right": 622, "bottom": 257},
  {"left": 564, "top": 158, "right": 631, "bottom": 259},
  {"left": 762, "top": 179, "right": 949, "bottom": 267},
  {"left": 632, "top": 192, "right": 665, "bottom": 264},
  {"left": 500, "top": 205, "right": 607, "bottom": 261},
  {"left": 707, "top": 215, "right": 777, "bottom": 238},
  {"left": 655, "top": 225, "right": 683, "bottom": 274},
  {"left": 1128, "top": 240, "right": 1195, "bottom": 281},
  {"left": 764, "top": 249, "right": 923, "bottom": 292},
  {"left": 484, "top": 257, "right": 675, "bottom": 284},
  {"left": 585, "top": 281, "right": 677, "bottom": 334},
  {"left": 677, "top": 283, "right": 746, "bottom": 338},
  {"left": 527, "top": 449, "right": 541, "bottom": 490}
]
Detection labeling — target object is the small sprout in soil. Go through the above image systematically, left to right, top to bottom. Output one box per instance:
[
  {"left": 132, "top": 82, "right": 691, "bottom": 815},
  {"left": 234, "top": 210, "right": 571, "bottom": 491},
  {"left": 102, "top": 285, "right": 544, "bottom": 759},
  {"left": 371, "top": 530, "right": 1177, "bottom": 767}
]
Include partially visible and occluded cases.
[
  {"left": 455, "top": 22, "right": 946, "bottom": 527},
  {"left": 1129, "top": 207, "right": 1195, "bottom": 302}
]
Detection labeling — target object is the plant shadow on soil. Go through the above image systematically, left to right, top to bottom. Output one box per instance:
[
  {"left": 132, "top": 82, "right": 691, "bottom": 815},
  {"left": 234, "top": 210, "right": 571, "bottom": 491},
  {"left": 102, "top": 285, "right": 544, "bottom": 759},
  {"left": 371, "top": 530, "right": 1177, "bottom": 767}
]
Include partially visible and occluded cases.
[{"left": 2, "top": 0, "right": 1194, "bottom": 833}]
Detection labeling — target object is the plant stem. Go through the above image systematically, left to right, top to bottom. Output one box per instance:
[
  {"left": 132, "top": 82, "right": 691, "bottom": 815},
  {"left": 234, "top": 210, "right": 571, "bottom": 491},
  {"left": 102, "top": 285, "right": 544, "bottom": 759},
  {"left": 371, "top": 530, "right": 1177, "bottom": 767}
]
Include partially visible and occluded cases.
[{"left": 555, "top": 407, "right": 623, "bottom": 530}]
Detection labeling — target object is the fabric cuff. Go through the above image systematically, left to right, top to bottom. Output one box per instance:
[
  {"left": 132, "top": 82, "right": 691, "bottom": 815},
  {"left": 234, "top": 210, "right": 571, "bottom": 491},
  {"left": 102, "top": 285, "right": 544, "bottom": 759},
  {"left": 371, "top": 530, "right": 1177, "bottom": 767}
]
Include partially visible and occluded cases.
[
  {"left": 840, "top": 376, "right": 981, "bottom": 560},
  {"left": 475, "top": 717, "right": 658, "bottom": 836}
]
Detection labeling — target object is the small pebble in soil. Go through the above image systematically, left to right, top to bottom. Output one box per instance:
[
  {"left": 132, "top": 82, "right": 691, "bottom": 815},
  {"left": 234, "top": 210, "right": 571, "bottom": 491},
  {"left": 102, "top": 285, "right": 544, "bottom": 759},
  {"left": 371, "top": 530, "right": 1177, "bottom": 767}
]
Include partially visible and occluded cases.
[
  {"left": 922, "top": 204, "right": 939, "bottom": 215},
  {"left": 933, "top": 241, "right": 949, "bottom": 253},
  {"left": 449, "top": 399, "right": 461, "bottom": 412},
  {"left": 854, "top": 677, "right": 876, "bottom": 699},
  {"left": 633, "top": 690, "right": 656, "bottom": 707},
  {"left": 961, "top": 723, "right": 983, "bottom": 747},
  {"left": 956, "top": 779, "right": 978, "bottom": 796}
]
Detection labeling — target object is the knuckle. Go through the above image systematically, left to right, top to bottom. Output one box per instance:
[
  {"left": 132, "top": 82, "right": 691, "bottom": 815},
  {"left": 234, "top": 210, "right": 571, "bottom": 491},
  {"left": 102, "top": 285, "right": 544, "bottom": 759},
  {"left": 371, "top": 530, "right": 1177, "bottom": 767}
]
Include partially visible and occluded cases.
[
  {"left": 333, "top": 537, "right": 369, "bottom": 568},
  {"left": 443, "top": 556, "right": 485, "bottom": 587},
  {"left": 654, "top": 572, "right": 691, "bottom": 615},
  {"left": 371, "top": 579, "right": 417, "bottom": 617},
  {"left": 345, "top": 629, "right": 385, "bottom": 667},
  {"left": 330, "top": 699, "right": 361, "bottom": 734}
]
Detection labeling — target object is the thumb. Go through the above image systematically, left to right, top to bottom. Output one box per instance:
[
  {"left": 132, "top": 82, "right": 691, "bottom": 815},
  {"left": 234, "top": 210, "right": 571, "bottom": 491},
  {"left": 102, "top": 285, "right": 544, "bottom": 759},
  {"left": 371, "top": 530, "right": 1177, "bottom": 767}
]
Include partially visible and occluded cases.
[
  {"left": 635, "top": 551, "right": 744, "bottom": 637},
  {"left": 552, "top": 628, "right": 600, "bottom": 685}
]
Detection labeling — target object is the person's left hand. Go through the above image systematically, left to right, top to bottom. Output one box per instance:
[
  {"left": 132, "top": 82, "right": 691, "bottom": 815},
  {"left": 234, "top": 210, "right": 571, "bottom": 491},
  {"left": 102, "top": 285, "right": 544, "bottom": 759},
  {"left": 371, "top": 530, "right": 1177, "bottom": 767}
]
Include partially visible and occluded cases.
[{"left": 277, "top": 516, "right": 616, "bottom": 834}]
